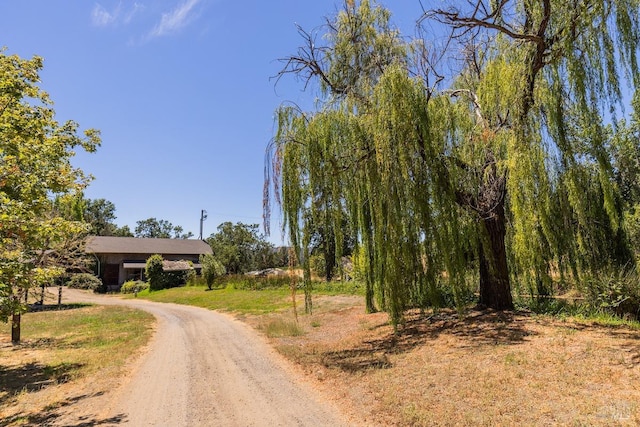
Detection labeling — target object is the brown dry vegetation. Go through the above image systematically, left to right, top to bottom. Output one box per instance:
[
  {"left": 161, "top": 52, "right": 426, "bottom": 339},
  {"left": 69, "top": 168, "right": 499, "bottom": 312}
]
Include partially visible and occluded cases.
[
  {"left": 2, "top": 292, "right": 640, "bottom": 426},
  {"left": 244, "top": 296, "right": 640, "bottom": 426},
  {"left": 0, "top": 303, "right": 153, "bottom": 426}
]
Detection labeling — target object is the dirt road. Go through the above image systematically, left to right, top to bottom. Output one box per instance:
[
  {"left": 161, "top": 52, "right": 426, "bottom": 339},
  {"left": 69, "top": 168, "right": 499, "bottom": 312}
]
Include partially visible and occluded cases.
[{"left": 55, "top": 289, "right": 350, "bottom": 427}]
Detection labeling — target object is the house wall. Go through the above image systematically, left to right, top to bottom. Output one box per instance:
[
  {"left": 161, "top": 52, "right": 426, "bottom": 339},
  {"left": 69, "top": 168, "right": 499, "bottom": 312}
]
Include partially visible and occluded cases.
[{"left": 97, "top": 253, "right": 201, "bottom": 290}]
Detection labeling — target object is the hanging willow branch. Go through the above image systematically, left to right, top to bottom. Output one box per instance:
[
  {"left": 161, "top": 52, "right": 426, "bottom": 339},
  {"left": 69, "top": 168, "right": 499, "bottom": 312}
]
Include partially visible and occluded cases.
[{"left": 266, "top": 0, "right": 640, "bottom": 326}]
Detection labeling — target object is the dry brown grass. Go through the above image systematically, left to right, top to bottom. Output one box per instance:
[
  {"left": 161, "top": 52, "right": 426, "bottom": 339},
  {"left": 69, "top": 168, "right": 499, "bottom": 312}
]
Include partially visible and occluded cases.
[
  {"left": 4, "top": 292, "right": 640, "bottom": 426},
  {"left": 245, "top": 296, "right": 640, "bottom": 426},
  {"left": 0, "top": 304, "right": 153, "bottom": 426}
]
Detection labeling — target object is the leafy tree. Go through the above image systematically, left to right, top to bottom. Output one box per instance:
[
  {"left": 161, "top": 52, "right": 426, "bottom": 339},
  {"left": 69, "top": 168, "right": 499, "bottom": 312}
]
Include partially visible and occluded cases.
[
  {"left": 265, "top": 1, "right": 640, "bottom": 326},
  {"left": 0, "top": 51, "right": 100, "bottom": 341},
  {"left": 611, "top": 92, "right": 640, "bottom": 251},
  {"left": 56, "top": 194, "right": 133, "bottom": 237},
  {"left": 84, "top": 198, "right": 118, "bottom": 235},
  {"left": 307, "top": 214, "right": 355, "bottom": 281},
  {"left": 135, "top": 217, "right": 193, "bottom": 239},
  {"left": 206, "top": 222, "right": 276, "bottom": 274},
  {"left": 112, "top": 224, "right": 134, "bottom": 237},
  {"left": 199, "top": 253, "right": 226, "bottom": 290},
  {"left": 145, "top": 254, "right": 165, "bottom": 291},
  {"left": 67, "top": 273, "right": 102, "bottom": 291}
]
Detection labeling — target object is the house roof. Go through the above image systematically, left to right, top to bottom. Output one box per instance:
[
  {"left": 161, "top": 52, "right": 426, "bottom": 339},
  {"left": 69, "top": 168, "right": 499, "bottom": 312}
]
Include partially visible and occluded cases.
[
  {"left": 86, "top": 236, "right": 213, "bottom": 255},
  {"left": 162, "top": 260, "right": 194, "bottom": 271}
]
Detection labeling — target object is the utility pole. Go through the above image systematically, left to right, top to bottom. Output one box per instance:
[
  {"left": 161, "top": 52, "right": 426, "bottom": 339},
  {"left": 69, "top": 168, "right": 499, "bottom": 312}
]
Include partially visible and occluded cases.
[{"left": 199, "top": 209, "right": 208, "bottom": 240}]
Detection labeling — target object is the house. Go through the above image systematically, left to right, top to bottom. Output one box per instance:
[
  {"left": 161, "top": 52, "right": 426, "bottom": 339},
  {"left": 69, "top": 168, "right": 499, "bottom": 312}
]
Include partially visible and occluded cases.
[{"left": 85, "top": 236, "right": 213, "bottom": 290}]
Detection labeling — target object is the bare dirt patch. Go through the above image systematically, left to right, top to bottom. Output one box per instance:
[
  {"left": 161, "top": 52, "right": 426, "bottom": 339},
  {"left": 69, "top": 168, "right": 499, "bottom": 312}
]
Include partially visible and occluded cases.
[{"left": 244, "top": 297, "right": 640, "bottom": 426}]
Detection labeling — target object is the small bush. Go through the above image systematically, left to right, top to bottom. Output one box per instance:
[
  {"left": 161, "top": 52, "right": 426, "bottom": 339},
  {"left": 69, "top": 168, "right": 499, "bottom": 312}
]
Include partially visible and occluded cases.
[
  {"left": 146, "top": 254, "right": 164, "bottom": 291},
  {"left": 200, "top": 254, "right": 226, "bottom": 290},
  {"left": 145, "top": 255, "right": 193, "bottom": 290},
  {"left": 584, "top": 267, "right": 640, "bottom": 319},
  {"left": 162, "top": 270, "right": 191, "bottom": 288},
  {"left": 67, "top": 273, "right": 102, "bottom": 291},
  {"left": 120, "top": 280, "right": 149, "bottom": 294}
]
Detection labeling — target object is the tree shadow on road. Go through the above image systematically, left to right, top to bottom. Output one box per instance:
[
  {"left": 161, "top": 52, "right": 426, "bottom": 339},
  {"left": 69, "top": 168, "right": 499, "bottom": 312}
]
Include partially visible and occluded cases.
[{"left": 0, "top": 390, "right": 127, "bottom": 426}]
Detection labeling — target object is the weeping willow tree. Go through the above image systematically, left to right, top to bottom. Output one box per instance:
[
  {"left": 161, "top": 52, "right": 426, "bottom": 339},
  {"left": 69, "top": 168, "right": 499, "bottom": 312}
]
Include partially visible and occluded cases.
[{"left": 264, "top": 0, "right": 640, "bottom": 325}]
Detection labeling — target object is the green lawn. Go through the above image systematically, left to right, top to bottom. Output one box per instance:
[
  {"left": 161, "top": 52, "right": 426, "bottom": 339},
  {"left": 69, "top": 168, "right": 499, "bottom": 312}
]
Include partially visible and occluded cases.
[
  {"left": 132, "top": 280, "right": 364, "bottom": 314},
  {"left": 133, "top": 285, "right": 295, "bottom": 314}
]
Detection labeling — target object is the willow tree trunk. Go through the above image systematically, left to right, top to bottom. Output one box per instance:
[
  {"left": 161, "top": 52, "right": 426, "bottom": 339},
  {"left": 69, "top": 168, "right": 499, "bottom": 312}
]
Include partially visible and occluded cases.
[{"left": 478, "top": 201, "right": 513, "bottom": 310}]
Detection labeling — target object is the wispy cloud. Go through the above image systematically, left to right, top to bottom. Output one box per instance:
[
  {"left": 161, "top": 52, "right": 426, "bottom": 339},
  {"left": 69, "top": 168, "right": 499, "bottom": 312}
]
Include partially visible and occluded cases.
[
  {"left": 149, "top": 0, "right": 202, "bottom": 38},
  {"left": 91, "top": 2, "right": 144, "bottom": 27},
  {"left": 123, "top": 2, "right": 145, "bottom": 24},
  {"left": 91, "top": 3, "right": 119, "bottom": 27}
]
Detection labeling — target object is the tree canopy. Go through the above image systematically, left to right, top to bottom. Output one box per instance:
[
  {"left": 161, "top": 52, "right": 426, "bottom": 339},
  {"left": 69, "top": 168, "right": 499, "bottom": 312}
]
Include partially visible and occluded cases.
[
  {"left": 265, "top": 0, "right": 640, "bottom": 326},
  {"left": 0, "top": 51, "right": 100, "bottom": 341},
  {"left": 56, "top": 194, "right": 133, "bottom": 237},
  {"left": 134, "top": 217, "right": 193, "bottom": 239},
  {"left": 206, "top": 222, "right": 281, "bottom": 274}
]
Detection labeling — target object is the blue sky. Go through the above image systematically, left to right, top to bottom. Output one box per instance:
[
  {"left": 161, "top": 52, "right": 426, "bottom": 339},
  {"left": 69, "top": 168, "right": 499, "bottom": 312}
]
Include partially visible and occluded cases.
[{"left": 1, "top": 1, "right": 425, "bottom": 243}]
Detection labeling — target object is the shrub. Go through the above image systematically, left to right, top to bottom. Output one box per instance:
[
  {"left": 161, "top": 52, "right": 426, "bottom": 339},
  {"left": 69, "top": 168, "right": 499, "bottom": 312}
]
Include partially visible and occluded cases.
[
  {"left": 145, "top": 254, "right": 164, "bottom": 291},
  {"left": 200, "top": 254, "right": 226, "bottom": 290},
  {"left": 145, "top": 255, "right": 194, "bottom": 290},
  {"left": 584, "top": 267, "right": 640, "bottom": 319},
  {"left": 162, "top": 270, "right": 191, "bottom": 288},
  {"left": 67, "top": 273, "right": 102, "bottom": 291},
  {"left": 120, "top": 280, "right": 149, "bottom": 294}
]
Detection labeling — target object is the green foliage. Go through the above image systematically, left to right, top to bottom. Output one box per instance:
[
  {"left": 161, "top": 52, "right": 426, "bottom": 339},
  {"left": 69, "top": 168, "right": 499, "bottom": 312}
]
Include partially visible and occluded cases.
[
  {"left": 265, "top": 0, "right": 640, "bottom": 326},
  {"left": 0, "top": 50, "right": 100, "bottom": 338},
  {"left": 55, "top": 193, "right": 133, "bottom": 237},
  {"left": 84, "top": 198, "right": 116, "bottom": 235},
  {"left": 624, "top": 205, "right": 640, "bottom": 251},
  {"left": 135, "top": 217, "right": 193, "bottom": 239},
  {"left": 206, "top": 222, "right": 279, "bottom": 274},
  {"left": 112, "top": 224, "right": 133, "bottom": 237},
  {"left": 199, "top": 253, "right": 225, "bottom": 290},
  {"left": 309, "top": 254, "right": 326, "bottom": 279},
  {"left": 145, "top": 255, "right": 164, "bottom": 291},
  {"left": 145, "top": 255, "right": 192, "bottom": 290},
  {"left": 185, "top": 265, "right": 196, "bottom": 286},
  {"left": 583, "top": 268, "right": 640, "bottom": 319},
  {"left": 161, "top": 270, "right": 190, "bottom": 289},
  {"left": 67, "top": 273, "right": 102, "bottom": 291},
  {"left": 186, "top": 274, "right": 205, "bottom": 287},
  {"left": 225, "top": 274, "right": 292, "bottom": 291},
  {"left": 120, "top": 280, "right": 149, "bottom": 294},
  {"left": 312, "top": 280, "right": 364, "bottom": 296}
]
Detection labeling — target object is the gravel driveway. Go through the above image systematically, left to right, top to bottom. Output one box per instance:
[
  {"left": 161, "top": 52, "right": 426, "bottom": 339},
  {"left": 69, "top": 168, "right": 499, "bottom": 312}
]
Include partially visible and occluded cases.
[{"left": 54, "top": 288, "right": 349, "bottom": 427}]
